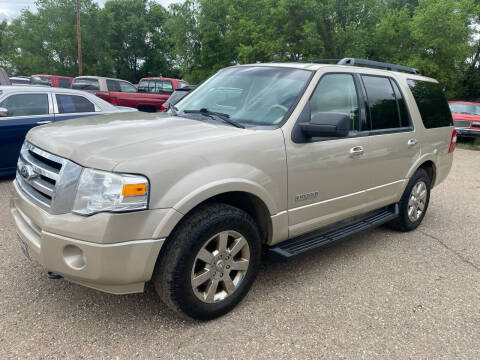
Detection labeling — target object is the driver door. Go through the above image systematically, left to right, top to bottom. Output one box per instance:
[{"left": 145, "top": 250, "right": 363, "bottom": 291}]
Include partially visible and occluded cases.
[{"left": 285, "top": 72, "right": 373, "bottom": 238}]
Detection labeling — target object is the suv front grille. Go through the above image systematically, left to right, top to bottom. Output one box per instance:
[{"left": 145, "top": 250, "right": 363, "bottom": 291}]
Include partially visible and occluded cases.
[{"left": 16, "top": 142, "right": 83, "bottom": 214}]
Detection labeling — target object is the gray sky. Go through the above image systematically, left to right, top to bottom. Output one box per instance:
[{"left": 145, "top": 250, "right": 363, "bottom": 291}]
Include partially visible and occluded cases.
[{"left": 0, "top": 0, "right": 181, "bottom": 22}]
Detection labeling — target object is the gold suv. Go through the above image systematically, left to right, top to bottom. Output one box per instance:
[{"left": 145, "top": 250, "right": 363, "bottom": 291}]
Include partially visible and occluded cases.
[{"left": 10, "top": 59, "right": 456, "bottom": 320}]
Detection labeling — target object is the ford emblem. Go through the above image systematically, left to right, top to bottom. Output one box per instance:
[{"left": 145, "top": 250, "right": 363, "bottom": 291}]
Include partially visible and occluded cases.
[{"left": 19, "top": 163, "right": 38, "bottom": 181}]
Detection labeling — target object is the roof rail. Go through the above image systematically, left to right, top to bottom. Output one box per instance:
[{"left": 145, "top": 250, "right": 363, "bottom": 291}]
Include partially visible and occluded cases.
[
  {"left": 269, "top": 58, "right": 421, "bottom": 74},
  {"left": 337, "top": 58, "right": 421, "bottom": 75}
]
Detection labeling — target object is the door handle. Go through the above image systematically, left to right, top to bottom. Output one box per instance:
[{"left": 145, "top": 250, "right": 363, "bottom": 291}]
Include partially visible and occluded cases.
[
  {"left": 36, "top": 120, "right": 52, "bottom": 124},
  {"left": 407, "top": 138, "right": 418, "bottom": 147},
  {"left": 349, "top": 146, "right": 364, "bottom": 157}
]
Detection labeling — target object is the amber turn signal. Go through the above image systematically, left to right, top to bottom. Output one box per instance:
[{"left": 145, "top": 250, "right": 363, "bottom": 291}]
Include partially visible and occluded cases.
[{"left": 122, "top": 183, "right": 147, "bottom": 196}]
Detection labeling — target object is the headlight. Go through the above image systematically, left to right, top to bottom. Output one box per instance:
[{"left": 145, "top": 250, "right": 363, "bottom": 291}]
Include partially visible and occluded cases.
[{"left": 72, "top": 168, "right": 149, "bottom": 215}]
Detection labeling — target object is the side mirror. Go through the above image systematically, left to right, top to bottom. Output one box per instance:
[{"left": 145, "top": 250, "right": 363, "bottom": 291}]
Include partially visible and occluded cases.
[
  {"left": 0, "top": 107, "right": 8, "bottom": 117},
  {"left": 299, "top": 112, "right": 350, "bottom": 138}
]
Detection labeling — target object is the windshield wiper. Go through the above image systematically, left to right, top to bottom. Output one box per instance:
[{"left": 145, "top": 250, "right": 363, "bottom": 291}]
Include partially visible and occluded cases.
[{"left": 183, "top": 108, "right": 245, "bottom": 129}]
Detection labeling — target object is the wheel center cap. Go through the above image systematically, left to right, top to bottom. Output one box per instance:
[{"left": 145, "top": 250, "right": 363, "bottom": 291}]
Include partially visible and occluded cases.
[{"left": 215, "top": 260, "right": 224, "bottom": 272}]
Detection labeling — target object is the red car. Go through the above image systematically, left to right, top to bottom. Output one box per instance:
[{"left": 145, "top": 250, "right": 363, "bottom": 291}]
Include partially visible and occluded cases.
[
  {"left": 31, "top": 74, "right": 73, "bottom": 88},
  {"left": 449, "top": 101, "right": 480, "bottom": 138}
]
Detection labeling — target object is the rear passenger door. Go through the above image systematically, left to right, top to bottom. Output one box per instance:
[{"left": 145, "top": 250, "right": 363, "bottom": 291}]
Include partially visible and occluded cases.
[
  {"left": 360, "top": 74, "right": 420, "bottom": 209},
  {"left": 0, "top": 92, "right": 53, "bottom": 172},
  {"left": 53, "top": 93, "right": 99, "bottom": 122}
]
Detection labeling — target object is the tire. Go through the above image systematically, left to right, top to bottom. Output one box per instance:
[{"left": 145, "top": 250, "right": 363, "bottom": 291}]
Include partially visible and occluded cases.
[
  {"left": 389, "top": 168, "right": 431, "bottom": 232},
  {"left": 153, "top": 203, "right": 262, "bottom": 320}
]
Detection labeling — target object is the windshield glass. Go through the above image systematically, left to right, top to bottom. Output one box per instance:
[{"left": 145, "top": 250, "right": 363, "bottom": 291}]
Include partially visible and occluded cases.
[
  {"left": 174, "top": 66, "right": 312, "bottom": 125},
  {"left": 449, "top": 103, "right": 480, "bottom": 115}
]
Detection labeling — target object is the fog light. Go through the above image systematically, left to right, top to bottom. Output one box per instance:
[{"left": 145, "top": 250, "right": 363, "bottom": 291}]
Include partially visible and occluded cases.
[{"left": 63, "top": 245, "right": 86, "bottom": 270}]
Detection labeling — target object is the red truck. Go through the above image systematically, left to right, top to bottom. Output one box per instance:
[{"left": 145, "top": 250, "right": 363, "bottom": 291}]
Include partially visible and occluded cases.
[
  {"left": 72, "top": 76, "right": 188, "bottom": 112},
  {"left": 449, "top": 101, "right": 480, "bottom": 139}
]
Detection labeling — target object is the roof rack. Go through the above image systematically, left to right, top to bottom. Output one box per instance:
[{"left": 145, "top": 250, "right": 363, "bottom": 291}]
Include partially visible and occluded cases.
[
  {"left": 271, "top": 58, "right": 421, "bottom": 75},
  {"left": 337, "top": 58, "right": 421, "bottom": 75}
]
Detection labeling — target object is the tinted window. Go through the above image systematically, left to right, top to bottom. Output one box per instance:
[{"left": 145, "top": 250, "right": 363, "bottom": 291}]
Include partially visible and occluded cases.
[
  {"left": 309, "top": 73, "right": 360, "bottom": 131},
  {"left": 362, "top": 75, "right": 399, "bottom": 130},
  {"left": 58, "top": 78, "right": 71, "bottom": 88},
  {"left": 72, "top": 78, "right": 100, "bottom": 90},
  {"left": 106, "top": 79, "right": 121, "bottom": 92},
  {"left": 391, "top": 80, "right": 410, "bottom": 127},
  {"left": 407, "top": 80, "right": 452, "bottom": 128},
  {"left": 119, "top": 81, "right": 137, "bottom": 93},
  {"left": 0, "top": 94, "right": 49, "bottom": 117},
  {"left": 56, "top": 94, "right": 95, "bottom": 113}
]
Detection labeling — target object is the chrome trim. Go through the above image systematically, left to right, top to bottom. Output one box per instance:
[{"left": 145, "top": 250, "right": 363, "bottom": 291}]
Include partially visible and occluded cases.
[{"left": 16, "top": 142, "right": 83, "bottom": 214}]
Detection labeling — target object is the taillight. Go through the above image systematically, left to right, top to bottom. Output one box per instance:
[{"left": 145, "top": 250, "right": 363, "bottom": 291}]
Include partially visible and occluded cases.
[
  {"left": 109, "top": 97, "right": 117, "bottom": 105},
  {"left": 160, "top": 104, "right": 167, "bottom": 111},
  {"left": 448, "top": 129, "right": 457, "bottom": 153}
]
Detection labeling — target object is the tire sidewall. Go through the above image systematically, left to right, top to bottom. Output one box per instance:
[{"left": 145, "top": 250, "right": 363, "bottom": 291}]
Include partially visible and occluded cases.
[
  {"left": 399, "top": 169, "right": 431, "bottom": 230},
  {"left": 170, "top": 207, "right": 261, "bottom": 320}
]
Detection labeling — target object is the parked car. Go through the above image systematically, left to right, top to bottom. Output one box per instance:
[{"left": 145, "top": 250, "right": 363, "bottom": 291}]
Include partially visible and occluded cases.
[
  {"left": 10, "top": 58, "right": 455, "bottom": 320},
  {"left": 31, "top": 75, "right": 73, "bottom": 88},
  {"left": 9, "top": 76, "right": 31, "bottom": 85},
  {"left": 72, "top": 76, "right": 180, "bottom": 112},
  {"left": 160, "top": 85, "right": 196, "bottom": 111},
  {"left": 0, "top": 86, "right": 135, "bottom": 176},
  {"left": 449, "top": 101, "right": 480, "bottom": 138}
]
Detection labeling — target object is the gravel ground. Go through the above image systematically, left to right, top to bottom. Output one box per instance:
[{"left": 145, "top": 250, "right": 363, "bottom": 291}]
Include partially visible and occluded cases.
[{"left": 0, "top": 149, "right": 479, "bottom": 359}]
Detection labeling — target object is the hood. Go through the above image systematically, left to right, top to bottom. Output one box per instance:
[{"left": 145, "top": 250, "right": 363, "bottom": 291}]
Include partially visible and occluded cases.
[{"left": 27, "top": 112, "right": 247, "bottom": 170}]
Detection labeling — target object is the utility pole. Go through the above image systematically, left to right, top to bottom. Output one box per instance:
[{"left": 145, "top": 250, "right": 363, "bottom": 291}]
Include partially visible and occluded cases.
[{"left": 76, "top": 0, "right": 83, "bottom": 76}]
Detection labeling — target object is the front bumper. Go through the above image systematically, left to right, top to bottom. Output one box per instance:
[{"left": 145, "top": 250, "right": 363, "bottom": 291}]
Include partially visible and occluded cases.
[
  {"left": 456, "top": 127, "right": 480, "bottom": 137},
  {"left": 10, "top": 180, "right": 172, "bottom": 294}
]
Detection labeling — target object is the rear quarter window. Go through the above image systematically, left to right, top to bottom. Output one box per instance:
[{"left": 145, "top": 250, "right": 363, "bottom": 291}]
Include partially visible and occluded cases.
[{"left": 407, "top": 80, "right": 452, "bottom": 128}]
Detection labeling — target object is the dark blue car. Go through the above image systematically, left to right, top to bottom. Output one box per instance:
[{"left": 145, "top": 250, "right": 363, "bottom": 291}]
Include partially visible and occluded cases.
[{"left": 0, "top": 86, "right": 136, "bottom": 176}]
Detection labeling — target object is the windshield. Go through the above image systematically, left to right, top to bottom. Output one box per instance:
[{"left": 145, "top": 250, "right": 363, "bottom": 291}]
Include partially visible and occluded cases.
[
  {"left": 174, "top": 66, "right": 312, "bottom": 126},
  {"left": 449, "top": 103, "right": 480, "bottom": 115}
]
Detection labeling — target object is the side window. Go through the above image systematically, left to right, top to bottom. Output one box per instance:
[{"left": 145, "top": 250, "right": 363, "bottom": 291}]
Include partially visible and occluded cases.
[
  {"left": 309, "top": 73, "right": 360, "bottom": 132},
  {"left": 362, "top": 75, "right": 400, "bottom": 130},
  {"left": 58, "top": 78, "right": 71, "bottom": 88},
  {"left": 106, "top": 79, "right": 121, "bottom": 92},
  {"left": 138, "top": 80, "right": 149, "bottom": 92},
  {"left": 162, "top": 80, "right": 174, "bottom": 93},
  {"left": 390, "top": 80, "right": 410, "bottom": 127},
  {"left": 407, "top": 80, "right": 452, "bottom": 128},
  {"left": 119, "top": 81, "right": 137, "bottom": 93},
  {"left": 178, "top": 81, "right": 189, "bottom": 88},
  {"left": 0, "top": 94, "right": 49, "bottom": 117},
  {"left": 56, "top": 95, "right": 95, "bottom": 113}
]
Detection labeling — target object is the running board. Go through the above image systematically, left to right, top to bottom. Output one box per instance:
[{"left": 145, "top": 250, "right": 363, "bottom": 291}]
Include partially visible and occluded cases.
[{"left": 268, "top": 204, "right": 398, "bottom": 262}]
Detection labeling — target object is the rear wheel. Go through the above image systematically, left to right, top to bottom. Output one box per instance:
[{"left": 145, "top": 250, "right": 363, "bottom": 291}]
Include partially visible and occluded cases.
[
  {"left": 390, "top": 168, "right": 431, "bottom": 232},
  {"left": 153, "top": 203, "right": 262, "bottom": 320}
]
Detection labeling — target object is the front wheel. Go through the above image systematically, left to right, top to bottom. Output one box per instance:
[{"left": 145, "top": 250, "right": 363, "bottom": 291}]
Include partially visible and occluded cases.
[
  {"left": 389, "top": 168, "right": 431, "bottom": 232},
  {"left": 153, "top": 203, "right": 262, "bottom": 320}
]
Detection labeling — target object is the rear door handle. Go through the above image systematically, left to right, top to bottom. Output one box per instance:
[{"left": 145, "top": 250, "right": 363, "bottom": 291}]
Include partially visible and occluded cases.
[
  {"left": 36, "top": 121, "right": 52, "bottom": 124},
  {"left": 407, "top": 138, "right": 418, "bottom": 147},
  {"left": 349, "top": 146, "right": 364, "bottom": 157}
]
